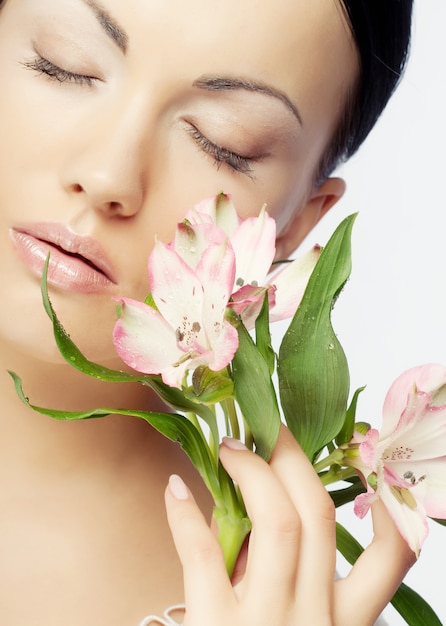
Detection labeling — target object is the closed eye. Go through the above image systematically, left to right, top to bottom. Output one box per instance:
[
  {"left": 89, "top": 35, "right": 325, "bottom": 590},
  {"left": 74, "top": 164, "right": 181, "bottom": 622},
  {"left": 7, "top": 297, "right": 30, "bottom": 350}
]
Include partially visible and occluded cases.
[
  {"left": 22, "top": 55, "right": 99, "bottom": 87},
  {"left": 187, "top": 125, "right": 265, "bottom": 177}
]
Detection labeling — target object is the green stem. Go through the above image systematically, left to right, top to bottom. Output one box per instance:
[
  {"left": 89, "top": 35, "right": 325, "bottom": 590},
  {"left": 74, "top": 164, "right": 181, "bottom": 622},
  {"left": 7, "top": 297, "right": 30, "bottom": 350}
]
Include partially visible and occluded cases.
[
  {"left": 223, "top": 398, "right": 241, "bottom": 440},
  {"left": 185, "top": 410, "right": 200, "bottom": 430},
  {"left": 186, "top": 410, "right": 219, "bottom": 468},
  {"left": 244, "top": 422, "right": 254, "bottom": 451},
  {"left": 313, "top": 448, "right": 344, "bottom": 473},
  {"left": 213, "top": 463, "right": 251, "bottom": 575},
  {"left": 319, "top": 466, "right": 358, "bottom": 487},
  {"left": 215, "top": 508, "right": 252, "bottom": 576}
]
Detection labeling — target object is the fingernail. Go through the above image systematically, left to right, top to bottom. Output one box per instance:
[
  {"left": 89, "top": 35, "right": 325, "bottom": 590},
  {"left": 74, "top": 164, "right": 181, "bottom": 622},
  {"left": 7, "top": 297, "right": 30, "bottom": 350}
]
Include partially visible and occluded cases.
[
  {"left": 222, "top": 437, "right": 248, "bottom": 451},
  {"left": 168, "top": 474, "right": 189, "bottom": 500}
]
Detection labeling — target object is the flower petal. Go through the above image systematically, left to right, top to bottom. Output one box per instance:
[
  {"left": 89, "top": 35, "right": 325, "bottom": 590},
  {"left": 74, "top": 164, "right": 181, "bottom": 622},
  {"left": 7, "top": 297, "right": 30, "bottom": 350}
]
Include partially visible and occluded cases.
[
  {"left": 192, "top": 193, "right": 240, "bottom": 236},
  {"left": 230, "top": 207, "right": 276, "bottom": 288},
  {"left": 173, "top": 220, "right": 226, "bottom": 270},
  {"left": 195, "top": 237, "right": 235, "bottom": 316},
  {"left": 195, "top": 238, "right": 238, "bottom": 367},
  {"left": 149, "top": 240, "right": 205, "bottom": 343},
  {"left": 268, "top": 245, "right": 321, "bottom": 322},
  {"left": 228, "top": 284, "right": 275, "bottom": 330},
  {"left": 113, "top": 298, "right": 180, "bottom": 375},
  {"left": 204, "top": 320, "right": 239, "bottom": 372},
  {"left": 381, "top": 364, "right": 446, "bottom": 438},
  {"left": 385, "top": 406, "right": 446, "bottom": 462},
  {"left": 358, "top": 428, "right": 380, "bottom": 468},
  {"left": 387, "top": 458, "right": 446, "bottom": 518},
  {"left": 378, "top": 479, "right": 429, "bottom": 556},
  {"left": 354, "top": 489, "right": 378, "bottom": 519}
]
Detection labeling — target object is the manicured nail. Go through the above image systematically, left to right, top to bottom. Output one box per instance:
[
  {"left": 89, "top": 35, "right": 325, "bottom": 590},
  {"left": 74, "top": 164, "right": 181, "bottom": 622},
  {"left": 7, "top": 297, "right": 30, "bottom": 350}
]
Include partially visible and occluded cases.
[
  {"left": 222, "top": 437, "right": 248, "bottom": 451},
  {"left": 169, "top": 474, "right": 189, "bottom": 500}
]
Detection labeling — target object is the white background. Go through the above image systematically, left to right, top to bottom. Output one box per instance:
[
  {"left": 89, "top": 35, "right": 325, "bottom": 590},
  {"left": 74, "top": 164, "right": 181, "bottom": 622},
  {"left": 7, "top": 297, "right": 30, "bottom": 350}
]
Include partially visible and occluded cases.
[{"left": 279, "top": 1, "right": 446, "bottom": 623}]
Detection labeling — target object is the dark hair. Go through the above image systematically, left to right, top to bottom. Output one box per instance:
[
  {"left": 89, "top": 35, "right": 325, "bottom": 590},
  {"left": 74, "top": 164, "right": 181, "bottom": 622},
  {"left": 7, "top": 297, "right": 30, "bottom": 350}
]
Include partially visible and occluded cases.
[{"left": 316, "top": 0, "right": 414, "bottom": 183}]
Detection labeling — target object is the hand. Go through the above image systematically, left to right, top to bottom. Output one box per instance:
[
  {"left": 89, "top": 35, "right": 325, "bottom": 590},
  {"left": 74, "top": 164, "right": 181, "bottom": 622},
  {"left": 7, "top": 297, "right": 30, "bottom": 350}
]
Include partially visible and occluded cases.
[{"left": 165, "top": 425, "right": 415, "bottom": 626}]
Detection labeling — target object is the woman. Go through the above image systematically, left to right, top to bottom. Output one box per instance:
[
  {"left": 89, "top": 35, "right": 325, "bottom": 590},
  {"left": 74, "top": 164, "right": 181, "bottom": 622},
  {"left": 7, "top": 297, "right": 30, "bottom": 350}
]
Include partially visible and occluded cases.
[{"left": 0, "top": 1, "right": 414, "bottom": 624}]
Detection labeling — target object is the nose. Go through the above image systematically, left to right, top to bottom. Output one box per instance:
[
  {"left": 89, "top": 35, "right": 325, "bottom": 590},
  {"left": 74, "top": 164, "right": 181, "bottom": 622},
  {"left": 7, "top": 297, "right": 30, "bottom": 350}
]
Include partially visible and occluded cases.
[{"left": 60, "top": 101, "right": 149, "bottom": 218}]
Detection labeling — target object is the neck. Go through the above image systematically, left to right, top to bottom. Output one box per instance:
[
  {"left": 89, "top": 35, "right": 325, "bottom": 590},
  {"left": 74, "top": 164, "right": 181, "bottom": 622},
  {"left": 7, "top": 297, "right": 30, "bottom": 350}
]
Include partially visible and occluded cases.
[
  {"left": 0, "top": 340, "right": 212, "bottom": 509},
  {"left": 0, "top": 341, "right": 213, "bottom": 623},
  {"left": 1, "top": 341, "right": 165, "bottom": 469}
]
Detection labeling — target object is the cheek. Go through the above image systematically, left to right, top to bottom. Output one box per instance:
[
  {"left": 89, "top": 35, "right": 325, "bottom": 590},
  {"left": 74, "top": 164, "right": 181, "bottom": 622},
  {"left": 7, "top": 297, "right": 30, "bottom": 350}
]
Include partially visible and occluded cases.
[{"left": 162, "top": 128, "right": 313, "bottom": 229}]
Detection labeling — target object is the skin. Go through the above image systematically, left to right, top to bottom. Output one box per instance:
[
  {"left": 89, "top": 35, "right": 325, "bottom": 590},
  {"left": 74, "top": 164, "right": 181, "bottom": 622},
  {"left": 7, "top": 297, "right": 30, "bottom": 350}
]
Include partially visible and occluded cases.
[{"left": 0, "top": 0, "right": 415, "bottom": 624}]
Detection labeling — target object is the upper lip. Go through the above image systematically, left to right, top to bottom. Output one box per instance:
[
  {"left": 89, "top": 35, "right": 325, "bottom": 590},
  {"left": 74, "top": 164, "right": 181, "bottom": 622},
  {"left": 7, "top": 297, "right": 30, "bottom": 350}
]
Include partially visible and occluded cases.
[{"left": 12, "top": 222, "right": 118, "bottom": 283}]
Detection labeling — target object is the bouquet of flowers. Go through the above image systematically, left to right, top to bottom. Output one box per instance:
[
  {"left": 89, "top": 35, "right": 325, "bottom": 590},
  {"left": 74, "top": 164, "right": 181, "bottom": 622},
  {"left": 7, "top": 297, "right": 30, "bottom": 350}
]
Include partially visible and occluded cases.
[{"left": 9, "top": 193, "right": 446, "bottom": 625}]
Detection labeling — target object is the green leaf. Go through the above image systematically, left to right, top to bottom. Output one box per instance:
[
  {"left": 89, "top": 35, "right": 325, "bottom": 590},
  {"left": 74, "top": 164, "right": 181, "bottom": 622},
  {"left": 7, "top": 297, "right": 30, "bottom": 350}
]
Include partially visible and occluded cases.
[
  {"left": 278, "top": 215, "right": 355, "bottom": 461},
  {"left": 38, "top": 256, "right": 219, "bottom": 420},
  {"left": 39, "top": 256, "right": 154, "bottom": 384},
  {"left": 144, "top": 292, "right": 159, "bottom": 311},
  {"left": 254, "top": 293, "right": 275, "bottom": 376},
  {"left": 231, "top": 320, "right": 281, "bottom": 461},
  {"left": 9, "top": 369, "right": 222, "bottom": 502},
  {"left": 10, "top": 369, "right": 254, "bottom": 576},
  {"left": 336, "top": 385, "right": 366, "bottom": 446},
  {"left": 328, "top": 477, "right": 365, "bottom": 507},
  {"left": 432, "top": 518, "right": 446, "bottom": 527},
  {"left": 336, "top": 523, "right": 443, "bottom": 626}
]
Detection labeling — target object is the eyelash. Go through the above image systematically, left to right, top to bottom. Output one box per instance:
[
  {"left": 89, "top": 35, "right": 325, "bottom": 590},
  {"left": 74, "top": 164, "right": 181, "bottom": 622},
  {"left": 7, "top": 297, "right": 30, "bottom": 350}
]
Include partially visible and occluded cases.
[
  {"left": 23, "top": 55, "right": 97, "bottom": 87},
  {"left": 23, "top": 56, "right": 262, "bottom": 176},
  {"left": 187, "top": 126, "right": 261, "bottom": 176}
]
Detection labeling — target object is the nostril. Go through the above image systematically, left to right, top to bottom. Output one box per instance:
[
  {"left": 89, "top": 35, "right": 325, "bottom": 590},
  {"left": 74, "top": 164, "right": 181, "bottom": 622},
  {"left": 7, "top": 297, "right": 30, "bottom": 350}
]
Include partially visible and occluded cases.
[{"left": 109, "top": 201, "right": 122, "bottom": 212}]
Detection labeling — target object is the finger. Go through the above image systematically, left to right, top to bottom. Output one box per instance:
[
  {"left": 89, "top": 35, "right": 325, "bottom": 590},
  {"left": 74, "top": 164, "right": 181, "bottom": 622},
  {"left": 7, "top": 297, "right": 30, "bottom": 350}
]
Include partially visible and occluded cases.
[
  {"left": 268, "top": 426, "right": 337, "bottom": 605},
  {"left": 219, "top": 437, "right": 301, "bottom": 606},
  {"left": 164, "top": 474, "right": 234, "bottom": 621},
  {"left": 335, "top": 499, "right": 416, "bottom": 625}
]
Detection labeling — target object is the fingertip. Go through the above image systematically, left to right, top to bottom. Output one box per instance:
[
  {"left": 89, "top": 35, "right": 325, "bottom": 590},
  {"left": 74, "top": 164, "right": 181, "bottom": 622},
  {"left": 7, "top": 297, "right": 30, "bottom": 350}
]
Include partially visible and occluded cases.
[
  {"left": 221, "top": 436, "right": 247, "bottom": 451},
  {"left": 167, "top": 474, "right": 190, "bottom": 501}
]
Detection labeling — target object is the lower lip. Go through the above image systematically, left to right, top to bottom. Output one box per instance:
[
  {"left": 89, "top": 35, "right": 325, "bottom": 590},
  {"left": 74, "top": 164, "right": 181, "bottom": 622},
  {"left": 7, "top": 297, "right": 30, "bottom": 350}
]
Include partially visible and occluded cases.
[{"left": 10, "top": 230, "right": 115, "bottom": 294}]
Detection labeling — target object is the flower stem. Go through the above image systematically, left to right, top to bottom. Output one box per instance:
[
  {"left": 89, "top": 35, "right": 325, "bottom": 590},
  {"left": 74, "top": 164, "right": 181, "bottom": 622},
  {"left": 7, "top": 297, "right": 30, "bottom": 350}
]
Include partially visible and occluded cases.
[
  {"left": 223, "top": 398, "right": 241, "bottom": 440},
  {"left": 186, "top": 410, "right": 219, "bottom": 467},
  {"left": 244, "top": 422, "right": 254, "bottom": 451},
  {"left": 313, "top": 448, "right": 345, "bottom": 473},
  {"left": 213, "top": 460, "right": 251, "bottom": 575},
  {"left": 319, "top": 466, "right": 358, "bottom": 486},
  {"left": 214, "top": 508, "right": 252, "bottom": 576}
]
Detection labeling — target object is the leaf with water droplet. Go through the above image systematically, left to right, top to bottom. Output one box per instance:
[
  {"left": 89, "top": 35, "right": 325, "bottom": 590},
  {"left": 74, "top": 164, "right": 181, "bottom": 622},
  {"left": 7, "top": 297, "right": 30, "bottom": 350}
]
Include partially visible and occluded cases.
[{"left": 278, "top": 215, "right": 355, "bottom": 461}]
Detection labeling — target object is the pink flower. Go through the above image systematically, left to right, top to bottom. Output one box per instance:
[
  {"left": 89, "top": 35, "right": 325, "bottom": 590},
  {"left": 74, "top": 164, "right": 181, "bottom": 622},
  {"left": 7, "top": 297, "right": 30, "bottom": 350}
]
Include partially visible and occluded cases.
[
  {"left": 112, "top": 193, "right": 319, "bottom": 389},
  {"left": 187, "top": 194, "right": 321, "bottom": 328},
  {"left": 113, "top": 219, "right": 238, "bottom": 388},
  {"left": 352, "top": 364, "right": 446, "bottom": 555}
]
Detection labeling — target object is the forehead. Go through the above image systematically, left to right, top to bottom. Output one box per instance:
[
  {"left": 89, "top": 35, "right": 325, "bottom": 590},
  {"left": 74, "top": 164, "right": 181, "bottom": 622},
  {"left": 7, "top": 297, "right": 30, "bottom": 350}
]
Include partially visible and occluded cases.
[
  {"left": 2, "top": 0, "right": 358, "bottom": 186},
  {"left": 105, "top": 0, "right": 358, "bottom": 165}
]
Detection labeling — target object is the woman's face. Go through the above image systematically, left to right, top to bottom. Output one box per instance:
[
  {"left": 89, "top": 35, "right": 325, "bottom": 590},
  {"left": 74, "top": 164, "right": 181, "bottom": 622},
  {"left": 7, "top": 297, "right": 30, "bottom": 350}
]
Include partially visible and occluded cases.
[{"left": 0, "top": 0, "right": 357, "bottom": 364}]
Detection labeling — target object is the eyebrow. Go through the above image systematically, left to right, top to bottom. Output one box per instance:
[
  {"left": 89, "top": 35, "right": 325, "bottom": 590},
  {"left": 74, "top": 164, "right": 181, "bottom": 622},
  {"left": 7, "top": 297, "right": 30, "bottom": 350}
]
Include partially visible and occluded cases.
[
  {"left": 80, "top": 0, "right": 128, "bottom": 54},
  {"left": 193, "top": 76, "right": 303, "bottom": 127}
]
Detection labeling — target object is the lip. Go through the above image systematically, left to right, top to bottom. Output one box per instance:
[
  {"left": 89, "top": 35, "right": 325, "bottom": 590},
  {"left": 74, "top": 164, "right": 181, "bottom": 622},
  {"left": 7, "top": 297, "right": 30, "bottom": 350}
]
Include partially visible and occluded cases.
[{"left": 9, "top": 222, "right": 118, "bottom": 294}]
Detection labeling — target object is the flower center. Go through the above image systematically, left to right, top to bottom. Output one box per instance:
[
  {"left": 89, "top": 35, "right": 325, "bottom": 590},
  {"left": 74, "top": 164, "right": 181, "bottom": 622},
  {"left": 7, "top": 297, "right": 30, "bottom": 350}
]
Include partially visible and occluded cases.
[
  {"left": 175, "top": 316, "right": 202, "bottom": 349},
  {"left": 384, "top": 445, "right": 415, "bottom": 461},
  {"left": 403, "top": 470, "right": 427, "bottom": 486},
  {"left": 389, "top": 485, "right": 418, "bottom": 509}
]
